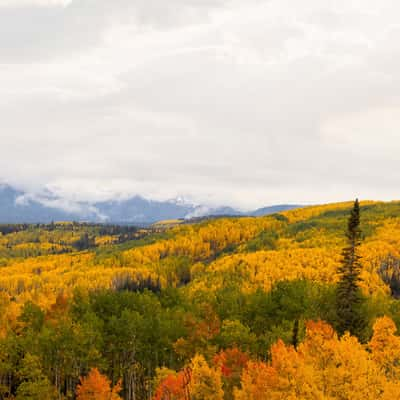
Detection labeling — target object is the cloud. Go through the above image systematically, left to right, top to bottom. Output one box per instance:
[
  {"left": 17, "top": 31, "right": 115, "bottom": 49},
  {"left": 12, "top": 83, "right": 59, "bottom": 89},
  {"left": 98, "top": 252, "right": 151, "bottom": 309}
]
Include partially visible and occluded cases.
[
  {"left": 0, "top": 0, "right": 71, "bottom": 6},
  {"left": 0, "top": 0, "right": 226, "bottom": 62},
  {"left": 1, "top": 0, "right": 400, "bottom": 208},
  {"left": 321, "top": 106, "right": 400, "bottom": 153}
]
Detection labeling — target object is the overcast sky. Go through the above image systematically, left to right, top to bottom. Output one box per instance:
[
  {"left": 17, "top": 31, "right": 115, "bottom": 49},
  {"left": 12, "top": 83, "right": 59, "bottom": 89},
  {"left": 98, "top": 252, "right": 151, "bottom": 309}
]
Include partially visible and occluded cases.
[{"left": 1, "top": 0, "right": 400, "bottom": 209}]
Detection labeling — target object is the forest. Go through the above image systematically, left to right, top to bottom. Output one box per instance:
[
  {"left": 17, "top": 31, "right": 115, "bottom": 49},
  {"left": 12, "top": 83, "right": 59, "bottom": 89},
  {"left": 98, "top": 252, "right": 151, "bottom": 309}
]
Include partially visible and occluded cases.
[{"left": 0, "top": 200, "right": 400, "bottom": 399}]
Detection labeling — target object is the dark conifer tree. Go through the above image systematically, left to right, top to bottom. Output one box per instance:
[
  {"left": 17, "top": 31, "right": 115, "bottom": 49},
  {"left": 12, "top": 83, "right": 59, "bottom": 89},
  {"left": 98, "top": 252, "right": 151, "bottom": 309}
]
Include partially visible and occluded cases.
[
  {"left": 335, "top": 199, "right": 367, "bottom": 338},
  {"left": 292, "top": 319, "right": 299, "bottom": 349}
]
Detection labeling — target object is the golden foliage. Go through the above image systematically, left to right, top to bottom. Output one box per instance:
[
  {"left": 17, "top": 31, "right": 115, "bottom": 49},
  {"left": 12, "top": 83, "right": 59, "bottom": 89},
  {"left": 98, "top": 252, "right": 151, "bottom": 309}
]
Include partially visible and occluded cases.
[
  {"left": 1, "top": 201, "right": 400, "bottom": 312},
  {"left": 234, "top": 319, "right": 400, "bottom": 400}
]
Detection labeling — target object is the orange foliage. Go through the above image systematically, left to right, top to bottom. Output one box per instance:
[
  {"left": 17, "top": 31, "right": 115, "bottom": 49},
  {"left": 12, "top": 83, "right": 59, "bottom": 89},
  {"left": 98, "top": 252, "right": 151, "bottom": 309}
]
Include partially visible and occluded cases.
[
  {"left": 174, "top": 308, "right": 220, "bottom": 360},
  {"left": 235, "top": 318, "right": 400, "bottom": 400},
  {"left": 213, "top": 348, "right": 249, "bottom": 378},
  {"left": 214, "top": 348, "right": 250, "bottom": 399},
  {"left": 153, "top": 355, "right": 224, "bottom": 400},
  {"left": 234, "top": 361, "right": 278, "bottom": 400},
  {"left": 76, "top": 368, "right": 122, "bottom": 400},
  {"left": 153, "top": 370, "right": 189, "bottom": 400}
]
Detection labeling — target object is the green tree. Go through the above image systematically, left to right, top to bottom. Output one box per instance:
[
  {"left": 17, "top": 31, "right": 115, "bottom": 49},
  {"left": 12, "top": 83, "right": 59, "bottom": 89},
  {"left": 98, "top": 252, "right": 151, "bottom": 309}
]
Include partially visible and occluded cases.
[
  {"left": 335, "top": 199, "right": 367, "bottom": 339},
  {"left": 18, "top": 301, "right": 45, "bottom": 333},
  {"left": 291, "top": 319, "right": 299, "bottom": 349},
  {"left": 217, "top": 320, "right": 256, "bottom": 353},
  {"left": 16, "top": 354, "right": 57, "bottom": 400}
]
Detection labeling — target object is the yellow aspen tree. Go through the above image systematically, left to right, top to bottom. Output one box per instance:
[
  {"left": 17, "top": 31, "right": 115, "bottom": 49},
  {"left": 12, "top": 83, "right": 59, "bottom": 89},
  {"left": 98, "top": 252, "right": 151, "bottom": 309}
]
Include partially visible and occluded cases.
[
  {"left": 369, "top": 316, "right": 400, "bottom": 379},
  {"left": 188, "top": 354, "right": 224, "bottom": 400}
]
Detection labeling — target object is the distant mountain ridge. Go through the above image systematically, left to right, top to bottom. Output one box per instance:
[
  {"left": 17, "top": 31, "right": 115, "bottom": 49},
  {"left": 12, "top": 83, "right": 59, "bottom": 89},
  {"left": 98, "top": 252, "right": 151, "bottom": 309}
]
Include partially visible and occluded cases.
[
  {"left": 0, "top": 184, "right": 300, "bottom": 224},
  {"left": 250, "top": 204, "right": 302, "bottom": 216}
]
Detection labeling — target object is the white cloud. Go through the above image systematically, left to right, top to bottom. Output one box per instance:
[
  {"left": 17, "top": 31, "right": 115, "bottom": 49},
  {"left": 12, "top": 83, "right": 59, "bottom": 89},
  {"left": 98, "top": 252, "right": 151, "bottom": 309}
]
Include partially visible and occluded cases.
[
  {"left": 0, "top": 0, "right": 71, "bottom": 7},
  {"left": 1, "top": 0, "right": 400, "bottom": 208},
  {"left": 321, "top": 106, "right": 400, "bottom": 152}
]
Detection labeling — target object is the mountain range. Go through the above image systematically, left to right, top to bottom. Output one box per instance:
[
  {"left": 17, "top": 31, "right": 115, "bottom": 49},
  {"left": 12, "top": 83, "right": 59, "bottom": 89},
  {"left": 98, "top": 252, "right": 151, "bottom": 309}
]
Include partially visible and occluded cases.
[{"left": 0, "top": 184, "right": 300, "bottom": 224}]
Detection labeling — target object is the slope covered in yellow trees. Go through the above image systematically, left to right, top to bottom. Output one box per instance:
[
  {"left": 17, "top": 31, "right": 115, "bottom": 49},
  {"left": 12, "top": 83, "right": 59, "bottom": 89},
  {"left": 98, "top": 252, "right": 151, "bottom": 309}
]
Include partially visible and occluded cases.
[{"left": 1, "top": 201, "right": 400, "bottom": 308}]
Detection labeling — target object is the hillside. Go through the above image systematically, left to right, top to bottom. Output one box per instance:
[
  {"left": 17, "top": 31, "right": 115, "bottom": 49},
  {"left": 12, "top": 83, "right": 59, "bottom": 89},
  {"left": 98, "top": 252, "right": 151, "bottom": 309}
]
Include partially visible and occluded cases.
[
  {"left": 1, "top": 200, "right": 399, "bottom": 303},
  {"left": 1, "top": 201, "right": 400, "bottom": 399}
]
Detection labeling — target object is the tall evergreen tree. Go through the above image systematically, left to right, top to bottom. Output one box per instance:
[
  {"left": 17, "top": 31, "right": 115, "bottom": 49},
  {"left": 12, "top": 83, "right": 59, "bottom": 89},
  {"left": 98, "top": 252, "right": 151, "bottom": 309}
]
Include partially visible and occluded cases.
[{"left": 336, "top": 199, "right": 367, "bottom": 338}]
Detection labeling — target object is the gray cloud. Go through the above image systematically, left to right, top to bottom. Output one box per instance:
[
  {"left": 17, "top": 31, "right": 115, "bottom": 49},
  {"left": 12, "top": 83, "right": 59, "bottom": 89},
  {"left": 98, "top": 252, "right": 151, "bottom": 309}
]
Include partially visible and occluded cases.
[
  {"left": 0, "top": 0, "right": 226, "bottom": 62},
  {"left": 1, "top": 0, "right": 400, "bottom": 209}
]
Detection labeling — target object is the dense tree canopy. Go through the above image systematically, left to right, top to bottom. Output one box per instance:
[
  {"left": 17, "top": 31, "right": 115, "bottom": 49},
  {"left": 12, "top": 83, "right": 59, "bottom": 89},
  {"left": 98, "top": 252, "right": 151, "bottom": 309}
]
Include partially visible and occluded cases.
[{"left": 0, "top": 201, "right": 399, "bottom": 398}]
